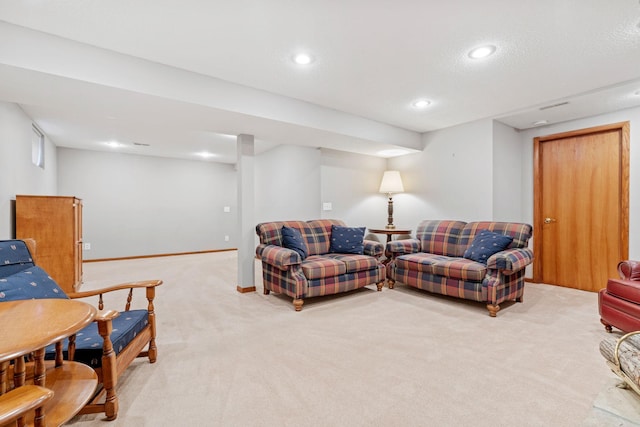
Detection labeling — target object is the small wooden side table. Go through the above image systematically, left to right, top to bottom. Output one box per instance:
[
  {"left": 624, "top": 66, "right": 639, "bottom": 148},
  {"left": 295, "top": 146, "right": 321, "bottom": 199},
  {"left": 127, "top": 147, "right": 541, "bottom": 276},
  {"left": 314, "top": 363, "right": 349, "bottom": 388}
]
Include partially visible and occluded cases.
[
  {"left": 368, "top": 228, "right": 412, "bottom": 244},
  {"left": 0, "top": 299, "right": 98, "bottom": 427}
]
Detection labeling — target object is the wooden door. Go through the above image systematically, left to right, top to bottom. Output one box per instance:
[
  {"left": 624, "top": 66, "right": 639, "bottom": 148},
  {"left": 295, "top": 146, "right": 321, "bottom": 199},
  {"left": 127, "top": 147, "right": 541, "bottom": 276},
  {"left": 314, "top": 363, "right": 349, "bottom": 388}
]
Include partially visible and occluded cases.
[{"left": 533, "top": 122, "right": 629, "bottom": 292}]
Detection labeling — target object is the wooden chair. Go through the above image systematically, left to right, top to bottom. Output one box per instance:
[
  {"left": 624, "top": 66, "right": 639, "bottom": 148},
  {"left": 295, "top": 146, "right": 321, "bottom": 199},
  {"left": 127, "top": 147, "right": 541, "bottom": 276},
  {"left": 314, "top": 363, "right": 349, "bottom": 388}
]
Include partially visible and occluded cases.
[{"left": 0, "top": 239, "right": 162, "bottom": 421}]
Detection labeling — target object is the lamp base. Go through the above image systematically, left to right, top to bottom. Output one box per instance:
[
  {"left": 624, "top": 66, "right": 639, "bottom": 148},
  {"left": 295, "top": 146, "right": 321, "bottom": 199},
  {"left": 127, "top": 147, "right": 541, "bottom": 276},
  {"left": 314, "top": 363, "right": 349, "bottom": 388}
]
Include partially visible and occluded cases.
[{"left": 386, "top": 195, "right": 395, "bottom": 230}]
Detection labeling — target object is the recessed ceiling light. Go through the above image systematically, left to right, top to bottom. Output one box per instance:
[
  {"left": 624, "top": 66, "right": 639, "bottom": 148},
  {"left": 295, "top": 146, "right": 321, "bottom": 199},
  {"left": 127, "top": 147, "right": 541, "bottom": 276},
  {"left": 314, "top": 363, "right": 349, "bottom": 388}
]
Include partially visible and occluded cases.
[
  {"left": 468, "top": 45, "right": 496, "bottom": 59},
  {"left": 293, "top": 53, "right": 314, "bottom": 65},
  {"left": 412, "top": 99, "right": 431, "bottom": 109},
  {"left": 532, "top": 120, "right": 549, "bottom": 126},
  {"left": 104, "top": 141, "right": 124, "bottom": 148},
  {"left": 195, "top": 151, "right": 216, "bottom": 159}
]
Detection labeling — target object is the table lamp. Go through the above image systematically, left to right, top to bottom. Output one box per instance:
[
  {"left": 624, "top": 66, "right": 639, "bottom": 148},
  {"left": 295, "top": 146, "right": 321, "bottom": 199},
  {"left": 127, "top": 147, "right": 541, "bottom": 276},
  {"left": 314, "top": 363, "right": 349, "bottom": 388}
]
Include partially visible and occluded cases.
[{"left": 379, "top": 170, "right": 404, "bottom": 229}]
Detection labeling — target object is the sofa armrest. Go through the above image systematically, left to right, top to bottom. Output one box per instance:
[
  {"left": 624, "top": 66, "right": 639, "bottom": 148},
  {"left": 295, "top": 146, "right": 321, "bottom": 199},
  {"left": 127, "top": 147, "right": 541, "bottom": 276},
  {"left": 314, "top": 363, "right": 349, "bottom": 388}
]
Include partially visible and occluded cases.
[
  {"left": 363, "top": 239, "right": 384, "bottom": 258},
  {"left": 386, "top": 239, "right": 421, "bottom": 256},
  {"left": 256, "top": 244, "right": 302, "bottom": 270},
  {"left": 486, "top": 248, "right": 533, "bottom": 274},
  {"left": 619, "top": 260, "right": 640, "bottom": 281}
]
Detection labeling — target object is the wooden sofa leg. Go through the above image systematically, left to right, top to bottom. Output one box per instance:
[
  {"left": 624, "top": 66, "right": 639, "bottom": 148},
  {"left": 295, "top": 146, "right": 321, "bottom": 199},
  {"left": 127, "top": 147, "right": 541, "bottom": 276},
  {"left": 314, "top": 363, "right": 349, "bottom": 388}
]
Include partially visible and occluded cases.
[
  {"left": 388, "top": 279, "right": 395, "bottom": 289},
  {"left": 376, "top": 281, "right": 384, "bottom": 291},
  {"left": 263, "top": 288, "right": 270, "bottom": 295},
  {"left": 516, "top": 296, "right": 523, "bottom": 303},
  {"left": 293, "top": 299, "right": 304, "bottom": 311},
  {"left": 486, "top": 304, "right": 500, "bottom": 317},
  {"left": 600, "top": 318, "right": 613, "bottom": 333}
]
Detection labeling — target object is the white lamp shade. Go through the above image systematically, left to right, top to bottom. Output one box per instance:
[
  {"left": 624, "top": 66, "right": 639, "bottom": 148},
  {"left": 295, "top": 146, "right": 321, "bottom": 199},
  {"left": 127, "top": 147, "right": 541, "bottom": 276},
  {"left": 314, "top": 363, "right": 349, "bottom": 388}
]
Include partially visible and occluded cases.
[{"left": 379, "top": 170, "right": 404, "bottom": 194}]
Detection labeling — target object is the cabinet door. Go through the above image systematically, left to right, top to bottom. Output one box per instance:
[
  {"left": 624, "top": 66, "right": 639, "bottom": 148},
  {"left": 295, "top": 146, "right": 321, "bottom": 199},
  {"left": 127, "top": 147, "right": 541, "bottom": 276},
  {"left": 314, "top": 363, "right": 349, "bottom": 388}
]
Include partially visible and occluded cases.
[{"left": 74, "top": 198, "right": 83, "bottom": 287}]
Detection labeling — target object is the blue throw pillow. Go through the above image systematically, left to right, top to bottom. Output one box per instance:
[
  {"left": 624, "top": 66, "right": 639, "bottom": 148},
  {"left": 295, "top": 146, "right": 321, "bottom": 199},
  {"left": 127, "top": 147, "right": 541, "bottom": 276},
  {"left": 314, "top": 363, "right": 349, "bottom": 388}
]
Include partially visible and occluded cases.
[
  {"left": 329, "top": 225, "right": 365, "bottom": 254},
  {"left": 281, "top": 226, "right": 308, "bottom": 259},
  {"left": 463, "top": 230, "right": 513, "bottom": 265}
]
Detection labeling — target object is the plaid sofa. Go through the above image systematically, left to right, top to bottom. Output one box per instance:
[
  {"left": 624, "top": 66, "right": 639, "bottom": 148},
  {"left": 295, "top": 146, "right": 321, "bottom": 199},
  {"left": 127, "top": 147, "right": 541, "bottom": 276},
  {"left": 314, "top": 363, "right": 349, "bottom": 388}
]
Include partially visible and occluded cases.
[
  {"left": 255, "top": 219, "right": 385, "bottom": 311},
  {"left": 386, "top": 220, "right": 533, "bottom": 317}
]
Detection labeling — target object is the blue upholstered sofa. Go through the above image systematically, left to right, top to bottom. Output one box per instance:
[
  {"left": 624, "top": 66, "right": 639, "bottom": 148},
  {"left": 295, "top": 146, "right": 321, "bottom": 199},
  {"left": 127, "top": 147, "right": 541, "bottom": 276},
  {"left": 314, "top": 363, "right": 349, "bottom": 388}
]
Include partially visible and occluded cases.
[
  {"left": 255, "top": 219, "right": 385, "bottom": 311},
  {"left": 386, "top": 220, "right": 533, "bottom": 317},
  {"left": 0, "top": 239, "right": 162, "bottom": 420}
]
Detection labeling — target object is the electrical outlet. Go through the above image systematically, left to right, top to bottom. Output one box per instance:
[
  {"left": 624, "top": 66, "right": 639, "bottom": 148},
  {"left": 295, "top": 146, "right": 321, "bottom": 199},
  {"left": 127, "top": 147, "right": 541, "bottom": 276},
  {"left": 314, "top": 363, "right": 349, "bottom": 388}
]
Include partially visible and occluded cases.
[
  {"left": 323, "top": 202, "right": 332, "bottom": 211},
  {"left": 223, "top": 206, "right": 231, "bottom": 213},
  {"left": 224, "top": 235, "right": 230, "bottom": 242},
  {"left": 84, "top": 243, "right": 91, "bottom": 250}
]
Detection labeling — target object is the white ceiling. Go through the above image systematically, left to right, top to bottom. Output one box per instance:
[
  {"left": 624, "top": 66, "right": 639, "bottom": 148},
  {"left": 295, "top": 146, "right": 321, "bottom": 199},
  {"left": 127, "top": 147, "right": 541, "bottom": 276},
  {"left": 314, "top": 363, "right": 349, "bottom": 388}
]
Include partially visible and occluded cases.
[{"left": 0, "top": 1, "right": 639, "bottom": 164}]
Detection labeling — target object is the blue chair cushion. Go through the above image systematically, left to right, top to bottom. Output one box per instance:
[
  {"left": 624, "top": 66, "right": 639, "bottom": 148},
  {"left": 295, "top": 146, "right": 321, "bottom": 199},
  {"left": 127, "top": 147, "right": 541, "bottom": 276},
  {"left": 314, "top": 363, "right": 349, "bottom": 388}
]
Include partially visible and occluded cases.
[
  {"left": 0, "top": 240, "right": 36, "bottom": 278},
  {"left": 0, "top": 266, "right": 68, "bottom": 301},
  {"left": 45, "top": 309, "right": 149, "bottom": 368}
]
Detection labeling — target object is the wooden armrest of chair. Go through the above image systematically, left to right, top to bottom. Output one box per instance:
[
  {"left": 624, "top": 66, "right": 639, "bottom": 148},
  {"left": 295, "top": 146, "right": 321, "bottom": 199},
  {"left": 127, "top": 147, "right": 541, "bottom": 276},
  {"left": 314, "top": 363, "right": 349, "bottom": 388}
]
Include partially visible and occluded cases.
[
  {"left": 67, "top": 280, "right": 162, "bottom": 299},
  {"left": 68, "top": 280, "right": 162, "bottom": 312},
  {"left": 94, "top": 309, "right": 120, "bottom": 322},
  {"left": 0, "top": 385, "right": 54, "bottom": 426}
]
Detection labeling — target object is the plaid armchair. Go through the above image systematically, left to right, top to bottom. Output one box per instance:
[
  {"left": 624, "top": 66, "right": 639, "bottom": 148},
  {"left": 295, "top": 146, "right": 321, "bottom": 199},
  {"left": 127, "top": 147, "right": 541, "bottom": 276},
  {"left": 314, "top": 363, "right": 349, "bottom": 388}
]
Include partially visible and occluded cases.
[
  {"left": 256, "top": 219, "right": 385, "bottom": 311},
  {"left": 386, "top": 220, "right": 533, "bottom": 317}
]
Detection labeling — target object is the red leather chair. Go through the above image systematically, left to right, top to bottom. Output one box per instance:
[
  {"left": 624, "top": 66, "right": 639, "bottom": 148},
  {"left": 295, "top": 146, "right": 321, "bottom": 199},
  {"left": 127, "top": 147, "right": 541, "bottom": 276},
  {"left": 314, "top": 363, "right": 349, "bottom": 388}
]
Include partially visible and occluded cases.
[{"left": 599, "top": 260, "right": 640, "bottom": 333}]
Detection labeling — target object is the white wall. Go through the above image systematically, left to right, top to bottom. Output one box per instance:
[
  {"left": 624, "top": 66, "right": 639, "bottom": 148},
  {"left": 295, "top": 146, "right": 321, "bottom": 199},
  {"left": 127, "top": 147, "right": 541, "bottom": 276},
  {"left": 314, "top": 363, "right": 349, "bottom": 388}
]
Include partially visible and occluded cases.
[
  {"left": 6, "top": 94, "right": 637, "bottom": 267},
  {"left": 0, "top": 101, "right": 57, "bottom": 239},
  {"left": 519, "top": 105, "right": 640, "bottom": 259},
  {"left": 388, "top": 118, "right": 496, "bottom": 229},
  {"left": 492, "top": 120, "right": 524, "bottom": 221},
  {"left": 254, "top": 145, "right": 322, "bottom": 223},
  {"left": 254, "top": 145, "right": 389, "bottom": 230},
  {"left": 57, "top": 147, "right": 237, "bottom": 259},
  {"left": 320, "top": 149, "right": 387, "bottom": 228}
]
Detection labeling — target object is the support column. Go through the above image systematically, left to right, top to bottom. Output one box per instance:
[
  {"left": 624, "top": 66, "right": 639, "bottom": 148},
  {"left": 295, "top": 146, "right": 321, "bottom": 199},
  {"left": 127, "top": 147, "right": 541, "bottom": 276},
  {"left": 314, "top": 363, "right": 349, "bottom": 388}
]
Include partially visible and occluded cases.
[{"left": 236, "top": 134, "right": 256, "bottom": 293}]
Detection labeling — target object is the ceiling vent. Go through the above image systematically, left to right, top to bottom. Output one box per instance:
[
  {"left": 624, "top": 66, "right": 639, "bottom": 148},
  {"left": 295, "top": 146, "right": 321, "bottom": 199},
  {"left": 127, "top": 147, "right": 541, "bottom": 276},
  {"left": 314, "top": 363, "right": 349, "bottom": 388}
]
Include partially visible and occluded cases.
[
  {"left": 539, "top": 101, "right": 569, "bottom": 111},
  {"left": 132, "top": 142, "right": 150, "bottom": 147}
]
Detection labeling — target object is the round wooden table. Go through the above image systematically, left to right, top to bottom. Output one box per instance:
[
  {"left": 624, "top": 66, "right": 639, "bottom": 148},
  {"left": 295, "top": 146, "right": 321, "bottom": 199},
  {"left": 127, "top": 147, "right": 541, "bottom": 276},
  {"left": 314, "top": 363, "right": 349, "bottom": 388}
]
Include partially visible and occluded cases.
[
  {"left": 367, "top": 228, "right": 412, "bottom": 244},
  {"left": 0, "top": 299, "right": 98, "bottom": 426},
  {"left": 0, "top": 299, "right": 97, "bottom": 363}
]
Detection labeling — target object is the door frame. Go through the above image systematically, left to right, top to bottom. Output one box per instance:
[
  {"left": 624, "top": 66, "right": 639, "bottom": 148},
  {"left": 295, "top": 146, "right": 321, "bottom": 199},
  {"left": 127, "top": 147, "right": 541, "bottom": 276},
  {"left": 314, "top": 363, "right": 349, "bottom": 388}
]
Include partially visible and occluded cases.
[{"left": 532, "top": 121, "right": 630, "bottom": 283}]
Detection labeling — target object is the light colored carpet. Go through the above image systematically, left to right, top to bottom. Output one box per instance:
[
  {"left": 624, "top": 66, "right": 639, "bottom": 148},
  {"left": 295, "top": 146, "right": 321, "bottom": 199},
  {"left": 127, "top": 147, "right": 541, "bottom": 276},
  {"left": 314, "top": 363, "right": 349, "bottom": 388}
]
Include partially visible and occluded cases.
[{"left": 65, "top": 251, "right": 638, "bottom": 426}]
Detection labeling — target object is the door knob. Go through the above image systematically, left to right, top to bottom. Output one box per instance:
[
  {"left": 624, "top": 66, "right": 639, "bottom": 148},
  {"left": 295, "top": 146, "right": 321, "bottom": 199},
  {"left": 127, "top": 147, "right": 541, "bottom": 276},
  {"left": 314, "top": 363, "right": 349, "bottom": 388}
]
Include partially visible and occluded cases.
[{"left": 544, "top": 217, "right": 556, "bottom": 224}]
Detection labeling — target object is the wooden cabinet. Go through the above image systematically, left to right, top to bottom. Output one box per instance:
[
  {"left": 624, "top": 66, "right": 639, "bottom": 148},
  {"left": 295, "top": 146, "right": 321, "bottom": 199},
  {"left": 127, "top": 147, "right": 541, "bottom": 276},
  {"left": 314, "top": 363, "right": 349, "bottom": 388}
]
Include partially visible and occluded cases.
[{"left": 15, "top": 195, "right": 83, "bottom": 293}]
